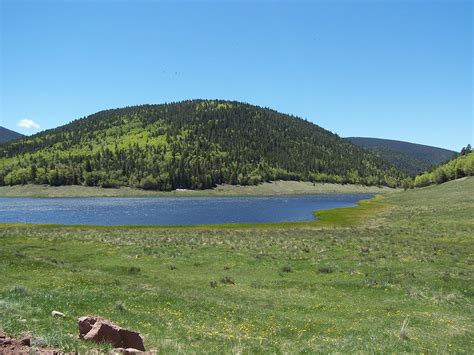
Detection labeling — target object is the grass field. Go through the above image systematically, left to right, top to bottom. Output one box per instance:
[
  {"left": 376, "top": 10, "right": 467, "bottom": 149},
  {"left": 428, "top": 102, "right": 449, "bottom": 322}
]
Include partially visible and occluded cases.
[
  {"left": 0, "top": 178, "right": 472, "bottom": 353},
  {"left": 0, "top": 180, "right": 395, "bottom": 198}
]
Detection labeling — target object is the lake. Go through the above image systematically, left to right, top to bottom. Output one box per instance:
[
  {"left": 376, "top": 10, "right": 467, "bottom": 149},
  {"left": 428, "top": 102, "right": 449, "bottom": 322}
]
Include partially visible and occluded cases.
[{"left": 0, "top": 194, "right": 372, "bottom": 226}]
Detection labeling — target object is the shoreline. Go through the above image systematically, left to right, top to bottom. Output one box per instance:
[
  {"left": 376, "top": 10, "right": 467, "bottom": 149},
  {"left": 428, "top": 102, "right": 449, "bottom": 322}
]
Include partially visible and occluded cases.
[
  {"left": 0, "top": 180, "right": 398, "bottom": 198},
  {"left": 0, "top": 194, "right": 382, "bottom": 229}
]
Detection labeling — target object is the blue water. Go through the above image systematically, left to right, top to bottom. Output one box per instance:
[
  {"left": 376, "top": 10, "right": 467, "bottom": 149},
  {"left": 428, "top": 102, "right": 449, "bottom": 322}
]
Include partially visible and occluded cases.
[{"left": 0, "top": 194, "right": 372, "bottom": 226}]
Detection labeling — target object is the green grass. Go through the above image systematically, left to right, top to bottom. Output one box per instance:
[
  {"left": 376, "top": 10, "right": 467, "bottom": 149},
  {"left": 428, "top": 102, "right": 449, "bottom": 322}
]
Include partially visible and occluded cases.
[
  {"left": 0, "top": 178, "right": 472, "bottom": 353},
  {"left": 315, "top": 194, "right": 388, "bottom": 227}
]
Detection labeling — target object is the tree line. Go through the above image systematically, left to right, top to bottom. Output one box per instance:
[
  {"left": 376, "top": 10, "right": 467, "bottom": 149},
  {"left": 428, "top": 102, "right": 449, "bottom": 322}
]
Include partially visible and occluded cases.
[{"left": 411, "top": 147, "right": 473, "bottom": 188}]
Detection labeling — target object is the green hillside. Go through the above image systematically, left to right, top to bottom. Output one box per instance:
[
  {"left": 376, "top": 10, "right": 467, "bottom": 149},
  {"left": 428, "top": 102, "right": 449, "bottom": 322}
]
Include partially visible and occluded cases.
[
  {"left": 0, "top": 100, "right": 405, "bottom": 189},
  {"left": 0, "top": 126, "right": 23, "bottom": 143},
  {"left": 347, "top": 137, "right": 456, "bottom": 175},
  {"left": 414, "top": 152, "right": 474, "bottom": 187}
]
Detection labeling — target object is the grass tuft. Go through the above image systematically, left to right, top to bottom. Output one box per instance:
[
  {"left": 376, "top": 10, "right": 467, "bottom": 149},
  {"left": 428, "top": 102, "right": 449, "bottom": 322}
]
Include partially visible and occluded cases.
[
  {"left": 126, "top": 266, "right": 141, "bottom": 274},
  {"left": 317, "top": 266, "right": 335, "bottom": 274},
  {"left": 220, "top": 276, "right": 235, "bottom": 285},
  {"left": 210, "top": 280, "right": 218, "bottom": 288},
  {"left": 9, "top": 285, "right": 28, "bottom": 297},
  {"left": 115, "top": 301, "right": 126, "bottom": 312},
  {"left": 399, "top": 317, "right": 410, "bottom": 340}
]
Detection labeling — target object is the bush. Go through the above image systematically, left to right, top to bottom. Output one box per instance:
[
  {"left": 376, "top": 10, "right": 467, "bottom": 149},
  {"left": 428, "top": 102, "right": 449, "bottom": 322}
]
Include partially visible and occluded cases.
[
  {"left": 4, "top": 168, "right": 31, "bottom": 185},
  {"left": 83, "top": 171, "right": 105, "bottom": 187},
  {"left": 414, "top": 174, "right": 432, "bottom": 188},
  {"left": 140, "top": 175, "right": 159, "bottom": 190},
  {"left": 401, "top": 178, "right": 414, "bottom": 190},
  {"left": 100, "top": 179, "right": 121, "bottom": 188},
  {"left": 126, "top": 266, "right": 141, "bottom": 274},
  {"left": 317, "top": 266, "right": 335, "bottom": 274},
  {"left": 220, "top": 276, "right": 235, "bottom": 285},
  {"left": 9, "top": 285, "right": 28, "bottom": 297},
  {"left": 115, "top": 301, "right": 126, "bottom": 312}
]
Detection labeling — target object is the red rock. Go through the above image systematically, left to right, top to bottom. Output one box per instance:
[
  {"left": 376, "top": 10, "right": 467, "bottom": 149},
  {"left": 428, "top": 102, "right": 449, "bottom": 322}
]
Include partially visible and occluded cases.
[
  {"left": 78, "top": 315, "right": 104, "bottom": 338},
  {"left": 78, "top": 316, "right": 145, "bottom": 351},
  {"left": 83, "top": 322, "right": 122, "bottom": 348},
  {"left": 118, "top": 329, "right": 145, "bottom": 351},
  {"left": 0, "top": 330, "right": 61, "bottom": 354},
  {"left": 20, "top": 337, "right": 31, "bottom": 346},
  {"left": 0, "top": 338, "right": 12, "bottom": 345},
  {"left": 113, "top": 348, "right": 144, "bottom": 355}
]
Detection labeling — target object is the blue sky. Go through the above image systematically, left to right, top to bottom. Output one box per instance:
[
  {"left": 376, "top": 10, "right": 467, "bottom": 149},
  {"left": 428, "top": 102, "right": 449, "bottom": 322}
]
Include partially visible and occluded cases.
[{"left": 1, "top": 0, "right": 472, "bottom": 151}]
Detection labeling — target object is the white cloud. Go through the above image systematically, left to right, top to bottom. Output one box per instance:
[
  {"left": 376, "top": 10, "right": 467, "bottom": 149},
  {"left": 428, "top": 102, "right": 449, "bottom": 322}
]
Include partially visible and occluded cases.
[{"left": 17, "top": 119, "right": 40, "bottom": 129}]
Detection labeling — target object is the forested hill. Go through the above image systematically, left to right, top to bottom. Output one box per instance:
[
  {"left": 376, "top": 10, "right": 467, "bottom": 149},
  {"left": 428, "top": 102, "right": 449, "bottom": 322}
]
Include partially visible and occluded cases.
[
  {"left": 0, "top": 100, "right": 405, "bottom": 190},
  {"left": 0, "top": 126, "right": 24, "bottom": 143},
  {"left": 347, "top": 137, "right": 456, "bottom": 175},
  {"left": 414, "top": 152, "right": 473, "bottom": 187}
]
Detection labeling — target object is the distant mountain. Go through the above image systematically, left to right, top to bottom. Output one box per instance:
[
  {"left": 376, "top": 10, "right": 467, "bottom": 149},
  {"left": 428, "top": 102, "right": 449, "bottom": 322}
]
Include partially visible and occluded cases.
[
  {"left": 0, "top": 100, "right": 405, "bottom": 189},
  {"left": 0, "top": 126, "right": 24, "bottom": 143},
  {"left": 346, "top": 137, "right": 457, "bottom": 175}
]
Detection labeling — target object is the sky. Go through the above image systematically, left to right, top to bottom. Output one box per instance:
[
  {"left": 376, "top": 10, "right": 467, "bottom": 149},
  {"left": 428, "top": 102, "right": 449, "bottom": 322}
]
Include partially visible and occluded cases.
[{"left": 0, "top": 0, "right": 472, "bottom": 151}]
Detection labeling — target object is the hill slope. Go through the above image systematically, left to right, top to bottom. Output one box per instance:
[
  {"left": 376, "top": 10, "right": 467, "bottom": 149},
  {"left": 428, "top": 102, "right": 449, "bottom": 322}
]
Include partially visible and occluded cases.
[
  {"left": 0, "top": 100, "right": 405, "bottom": 189},
  {"left": 0, "top": 126, "right": 24, "bottom": 143},
  {"left": 347, "top": 137, "right": 456, "bottom": 175},
  {"left": 414, "top": 152, "right": 473, "bottom": 187}
]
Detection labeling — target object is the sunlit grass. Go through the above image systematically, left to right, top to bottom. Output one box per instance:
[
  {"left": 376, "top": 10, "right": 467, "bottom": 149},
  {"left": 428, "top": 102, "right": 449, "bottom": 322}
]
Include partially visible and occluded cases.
[
  {"left": 0, "top": 178, "right": 472, "bottom": 352},
  {"left": 314, "top": 194, "right": 387, "bottom": 227}
]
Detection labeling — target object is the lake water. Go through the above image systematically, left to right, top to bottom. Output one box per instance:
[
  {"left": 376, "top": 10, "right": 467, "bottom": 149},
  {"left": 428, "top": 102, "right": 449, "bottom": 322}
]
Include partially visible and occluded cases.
[{"left": 0, "top": 194, "right": 372, "bottom": 226}]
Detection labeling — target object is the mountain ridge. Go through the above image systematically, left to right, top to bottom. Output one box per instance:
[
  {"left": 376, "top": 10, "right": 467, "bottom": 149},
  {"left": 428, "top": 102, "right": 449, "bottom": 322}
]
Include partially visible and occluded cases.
[
  {"left": 0, "top": 100, "right": 406, "bottom": 189},
  {"left": 0, "top": 126, "right": 24, "bottom": 143},
  {"left": 346, "top": 137, "right": 457, "bottom": 175}
]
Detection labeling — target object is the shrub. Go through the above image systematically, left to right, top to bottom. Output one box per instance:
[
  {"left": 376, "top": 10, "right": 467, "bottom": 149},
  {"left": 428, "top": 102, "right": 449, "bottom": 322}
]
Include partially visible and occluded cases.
[
  {"left": 414, "top": 174, "right": 432, "bottom": 187},
  {"left": 140, "top": 175, "right": 159, "bottom": 190},
  {"left": 100, "top": 179, "right": 121, "bottom": 188},
  {"left": 126, "top": 266, "right": 141, "bottom": 274},
  {"left": 318, "top": 266, "right": 335, "bottom": 274},
  {"left": 220, "top": 276, "right": 235, "bottom": 285},
  {"left": 9, "top": 285, "right": 28, "bottom": 297},
  {"left": 115, "top": 301, "right": 126, "bottom": 312},
  {"left": 399, "top": 317, "right": 409, "bottom": 340}
]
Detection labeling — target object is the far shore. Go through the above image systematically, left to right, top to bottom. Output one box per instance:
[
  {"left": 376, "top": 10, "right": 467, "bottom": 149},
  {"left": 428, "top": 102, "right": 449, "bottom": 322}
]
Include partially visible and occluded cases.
[{"left": 0, "top": 181, "right": 399, "bottom": 198}]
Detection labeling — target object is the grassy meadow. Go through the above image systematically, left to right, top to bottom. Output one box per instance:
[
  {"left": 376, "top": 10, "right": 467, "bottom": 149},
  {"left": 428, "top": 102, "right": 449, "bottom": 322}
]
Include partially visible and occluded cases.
[{"left": 0, "top": 178, "right": 472, "bottom": 353}]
